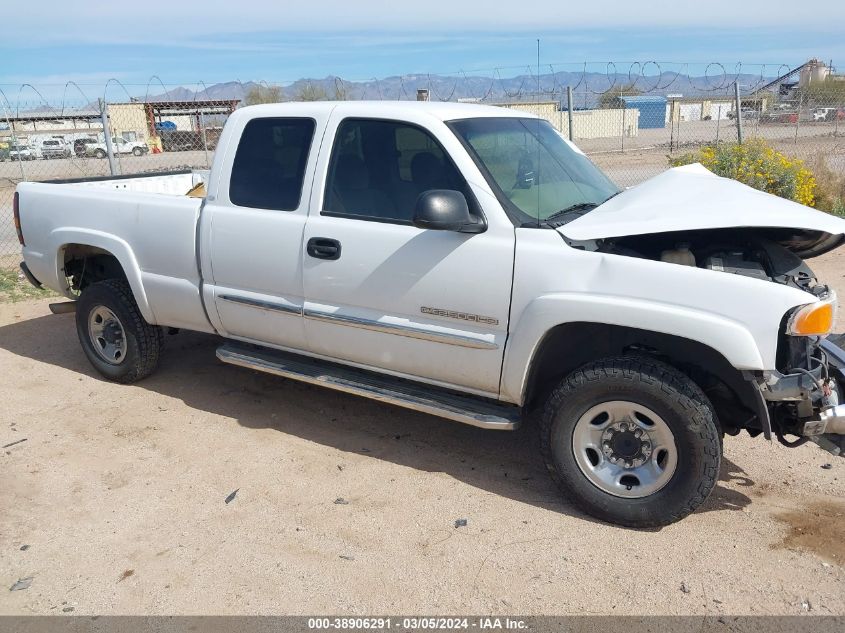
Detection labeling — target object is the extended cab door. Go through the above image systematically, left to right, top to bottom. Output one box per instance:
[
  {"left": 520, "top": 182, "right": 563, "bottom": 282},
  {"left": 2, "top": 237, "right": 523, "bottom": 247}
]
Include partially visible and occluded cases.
[
  {"left": 200, "top": 107, "right": 330, "bottom": 350},
  {"left": 301, "top": 111, "right": 515, "bottom": 397}
]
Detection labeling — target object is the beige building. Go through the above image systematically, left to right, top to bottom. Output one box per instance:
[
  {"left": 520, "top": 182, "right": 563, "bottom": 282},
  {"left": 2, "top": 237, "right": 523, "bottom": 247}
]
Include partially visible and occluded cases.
[
  {"left": 665, "top": 97, "right": 735, "bottom": 123},
  {"left": 106, "top": 100, "right": 240, "bottom": 149},
  {"left": 495, "top": 101, "right": 640, "bottom": 139},
  {"left": 107, "top": 103, "right": 150, "bottom": 142}
]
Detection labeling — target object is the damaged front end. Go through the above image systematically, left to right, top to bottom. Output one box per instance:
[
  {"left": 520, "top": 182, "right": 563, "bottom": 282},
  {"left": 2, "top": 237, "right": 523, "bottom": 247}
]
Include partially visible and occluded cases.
[
  {"left": 555, "top": 165, "right": 845, "bottom": 457},
  {"left": 588, "top": 230, "right": 845, "bottom": 458},
  {"left": 755, "top": 331, "right": 845, "bottom": 457}
]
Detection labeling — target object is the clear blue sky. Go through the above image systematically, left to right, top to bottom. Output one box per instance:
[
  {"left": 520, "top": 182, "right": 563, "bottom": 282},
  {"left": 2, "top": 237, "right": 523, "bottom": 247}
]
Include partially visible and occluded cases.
[{"left": 3, "top": 0, "right": 844, "bottom": 95}]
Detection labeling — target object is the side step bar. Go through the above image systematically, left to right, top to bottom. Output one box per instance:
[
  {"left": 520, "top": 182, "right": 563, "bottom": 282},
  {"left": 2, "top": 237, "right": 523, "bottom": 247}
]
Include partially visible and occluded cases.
[{"left": 216, "top": 343, "right": 520, "bottom": 430}]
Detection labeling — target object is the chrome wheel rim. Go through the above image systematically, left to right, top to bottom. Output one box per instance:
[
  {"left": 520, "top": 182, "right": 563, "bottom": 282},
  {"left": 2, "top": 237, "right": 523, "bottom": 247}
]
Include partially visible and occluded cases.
[
  {"left": 87, "top": 305, "right": 127, "bottom": 365},
  {"left": 572, "top": 400, "right": 677, "bottom": 498}
]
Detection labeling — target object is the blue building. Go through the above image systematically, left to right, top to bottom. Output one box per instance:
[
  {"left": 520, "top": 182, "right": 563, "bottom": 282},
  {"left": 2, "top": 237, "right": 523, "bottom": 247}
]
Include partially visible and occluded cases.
[{"left": 619, "top": 95, "right": 667, "bottom": 129}]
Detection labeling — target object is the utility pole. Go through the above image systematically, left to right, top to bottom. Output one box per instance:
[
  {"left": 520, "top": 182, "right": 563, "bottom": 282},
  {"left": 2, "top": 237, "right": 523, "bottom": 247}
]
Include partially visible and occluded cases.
[{"left": 98, "top": 98, "right": 119, "bottom": 175}]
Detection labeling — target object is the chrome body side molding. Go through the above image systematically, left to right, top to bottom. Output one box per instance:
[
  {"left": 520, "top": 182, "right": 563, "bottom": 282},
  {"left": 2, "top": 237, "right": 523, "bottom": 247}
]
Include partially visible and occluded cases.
[
  {"left": 219, "top": 294, "right": 302, "bottom": 316},
  {"left": 303, "top": 308, "right": 498, "bottom": 350}
]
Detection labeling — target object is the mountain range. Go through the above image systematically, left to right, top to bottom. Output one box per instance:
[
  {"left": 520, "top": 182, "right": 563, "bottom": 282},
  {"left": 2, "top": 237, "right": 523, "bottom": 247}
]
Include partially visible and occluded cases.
[{"left": 147, "top": 71, "right": 775, "bottom": 107}]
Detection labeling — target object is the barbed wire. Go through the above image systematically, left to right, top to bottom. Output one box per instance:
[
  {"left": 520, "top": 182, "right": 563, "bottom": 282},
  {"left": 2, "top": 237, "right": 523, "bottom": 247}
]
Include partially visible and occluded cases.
[
  {"left": 0, "top": 60, "right": 822, "bottom": 114},
  {"left": 2, "top": 61, "right": 844, "bottom": 266}
]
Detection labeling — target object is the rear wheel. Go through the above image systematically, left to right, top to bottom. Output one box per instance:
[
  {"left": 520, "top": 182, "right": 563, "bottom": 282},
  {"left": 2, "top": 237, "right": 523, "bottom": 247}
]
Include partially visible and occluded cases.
[
  {"left": 132, "top": 147, "right": 143, "bottom": 156},
  {"left": 94, "top": 149, "right": 106, "bottom": 159},
  {"left": 75, "top": 279, "right": 163, "bottom": 383},
  {"left": 540, "top": 356, "right": 721, "bottom": 528}
]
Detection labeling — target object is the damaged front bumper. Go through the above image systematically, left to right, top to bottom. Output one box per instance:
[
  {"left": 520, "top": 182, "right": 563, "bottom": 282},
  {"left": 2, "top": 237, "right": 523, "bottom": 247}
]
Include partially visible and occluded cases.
[
  {"left": 750, "top": 337, "right": 845, "bottom": 457},
  {"left": 804, "top": 405, "right": 845, "bottom": 437}
]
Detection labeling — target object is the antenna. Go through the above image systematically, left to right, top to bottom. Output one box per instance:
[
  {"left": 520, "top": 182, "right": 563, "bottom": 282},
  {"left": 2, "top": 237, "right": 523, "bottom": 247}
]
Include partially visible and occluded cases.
[{"left": 536, "top": 38, "right": 541, "bottom": 226}]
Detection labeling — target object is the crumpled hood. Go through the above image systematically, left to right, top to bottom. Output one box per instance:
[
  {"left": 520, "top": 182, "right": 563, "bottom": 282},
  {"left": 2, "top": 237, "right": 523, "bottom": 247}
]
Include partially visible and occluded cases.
[{"left": 559, "top": 163, "right": 845, "bottom": 258}]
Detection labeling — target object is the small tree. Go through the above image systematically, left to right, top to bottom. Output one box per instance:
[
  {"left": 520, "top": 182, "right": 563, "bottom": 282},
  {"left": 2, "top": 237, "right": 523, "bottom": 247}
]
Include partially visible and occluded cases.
[
  {"left": 332, "top": 78, "right": 350, "bottom": 101},
  {"left": 598, "top": 83, "right": 642, "bottom": 109},
  {"left": 294, "top": 84, "right": 328, "bottom": 101},
  {"left": 244, "top": 85, "right": 283, "bottom": 105}
]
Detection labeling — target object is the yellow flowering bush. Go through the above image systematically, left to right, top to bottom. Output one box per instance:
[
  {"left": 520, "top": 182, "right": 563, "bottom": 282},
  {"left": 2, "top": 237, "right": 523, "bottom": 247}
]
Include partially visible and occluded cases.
[
  {"left": 670, "top": 140, "right": 816, "bottom": 207},
  {"left": 804, "top": 154, "right": 845, "bottom": 217}
]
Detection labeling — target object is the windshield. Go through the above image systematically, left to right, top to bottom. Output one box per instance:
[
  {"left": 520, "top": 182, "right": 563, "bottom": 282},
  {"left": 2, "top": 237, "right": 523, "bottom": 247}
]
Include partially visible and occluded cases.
[{"left": 449, "top": 117, "right": 619, "bottom": 226}]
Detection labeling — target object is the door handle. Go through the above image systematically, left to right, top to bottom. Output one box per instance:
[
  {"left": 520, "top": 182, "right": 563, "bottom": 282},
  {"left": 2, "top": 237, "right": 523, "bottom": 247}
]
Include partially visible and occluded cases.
[{"left": 306, "top": 237, "right": 341, "bottom": 260}]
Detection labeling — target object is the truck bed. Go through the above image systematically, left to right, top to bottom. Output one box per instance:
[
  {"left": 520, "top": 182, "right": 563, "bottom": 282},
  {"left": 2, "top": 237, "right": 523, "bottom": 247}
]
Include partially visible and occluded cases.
[
  {"left": 17, "top": 170, "right": 214, "bottom": 333},
  {"left": 47, "top": 170, "right": 206, "bottom": 195}
]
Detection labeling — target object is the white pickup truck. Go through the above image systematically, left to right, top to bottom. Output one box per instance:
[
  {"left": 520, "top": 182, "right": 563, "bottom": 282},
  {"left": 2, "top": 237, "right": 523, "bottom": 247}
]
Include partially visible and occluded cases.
[
  {"left": 14, "top": 102, "right": 845, "bottom": 527},
  {"left": 87, "top": 136, "right": 149, "bottom": 158}
]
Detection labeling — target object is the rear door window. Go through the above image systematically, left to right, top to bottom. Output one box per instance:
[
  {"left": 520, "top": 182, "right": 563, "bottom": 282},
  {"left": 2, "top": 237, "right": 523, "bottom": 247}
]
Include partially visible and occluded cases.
[{"left": 230, "top": 117, "right": 316, "bottom": 211}]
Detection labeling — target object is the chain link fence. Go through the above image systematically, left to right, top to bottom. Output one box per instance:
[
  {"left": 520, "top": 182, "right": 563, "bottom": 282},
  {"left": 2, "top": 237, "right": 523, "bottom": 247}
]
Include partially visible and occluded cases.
[{"left": 3, "top": 61, "right": 844, "bottom": 269}]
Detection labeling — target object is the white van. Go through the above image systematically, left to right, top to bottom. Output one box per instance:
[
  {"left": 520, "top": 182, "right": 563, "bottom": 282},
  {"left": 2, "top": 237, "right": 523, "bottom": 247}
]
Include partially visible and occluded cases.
[{"left": 38, "top": 138, "right": 70, "bottom": 159}]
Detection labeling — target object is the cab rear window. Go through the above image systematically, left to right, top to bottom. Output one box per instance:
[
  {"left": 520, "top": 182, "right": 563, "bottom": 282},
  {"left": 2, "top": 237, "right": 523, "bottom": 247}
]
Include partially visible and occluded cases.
[{"left": 230, "top": 117, "right": 315, "bottom": 211}]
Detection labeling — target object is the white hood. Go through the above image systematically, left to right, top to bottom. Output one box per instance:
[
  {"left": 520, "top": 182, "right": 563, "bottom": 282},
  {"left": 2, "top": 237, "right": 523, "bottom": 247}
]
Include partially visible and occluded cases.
[{"left": 559, "top": 164, "right": 845, "bottom": 258}]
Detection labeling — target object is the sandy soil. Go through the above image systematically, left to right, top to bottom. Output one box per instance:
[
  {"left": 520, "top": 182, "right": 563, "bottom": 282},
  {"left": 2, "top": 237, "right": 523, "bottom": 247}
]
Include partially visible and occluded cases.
[{"left": 1, "top": 252, "right": 844, "bottom": 615}]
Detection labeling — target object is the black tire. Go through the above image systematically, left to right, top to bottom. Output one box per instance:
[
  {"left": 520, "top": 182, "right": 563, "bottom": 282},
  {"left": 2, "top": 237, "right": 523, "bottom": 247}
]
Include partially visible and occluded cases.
[
  {"left": 132, "top": 147, "right": 143, "bottom": 156},
  {"left": 94, "top": 149, "right": 106, "bottom": 159},
  {"left": 75, "top": 279, "right": 163, "bottom": 383},
  {"left": 539, "top": 356, "right": 721, "bottom": 528}
]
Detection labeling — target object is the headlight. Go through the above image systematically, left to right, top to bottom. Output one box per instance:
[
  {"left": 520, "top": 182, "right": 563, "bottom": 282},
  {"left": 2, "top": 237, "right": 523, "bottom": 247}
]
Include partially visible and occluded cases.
[{"left": 786, "top": 292, "right": 837, "bottom": 337}]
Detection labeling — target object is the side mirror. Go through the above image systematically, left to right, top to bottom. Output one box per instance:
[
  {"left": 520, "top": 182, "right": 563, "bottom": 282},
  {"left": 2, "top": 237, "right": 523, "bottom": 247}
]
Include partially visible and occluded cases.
[{"left": 413, "top": 190, "right": 485, "bottom": 233}]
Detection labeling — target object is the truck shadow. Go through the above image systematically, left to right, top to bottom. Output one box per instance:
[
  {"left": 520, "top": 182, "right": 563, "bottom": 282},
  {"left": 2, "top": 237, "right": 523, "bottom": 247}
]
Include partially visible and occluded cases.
[{"left": 0, "top": 313, "right": 753, "bottom": 527}]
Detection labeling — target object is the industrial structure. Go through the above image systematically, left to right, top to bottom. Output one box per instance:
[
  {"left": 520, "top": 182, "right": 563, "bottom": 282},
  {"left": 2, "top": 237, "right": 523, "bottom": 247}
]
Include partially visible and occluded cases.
[{"left": 1, "top": 99, "right": 239, "bottom": 153}]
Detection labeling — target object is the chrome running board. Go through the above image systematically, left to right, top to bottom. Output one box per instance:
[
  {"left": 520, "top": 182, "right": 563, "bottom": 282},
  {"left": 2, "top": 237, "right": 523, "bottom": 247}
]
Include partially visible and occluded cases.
[{"left": 216, "top": 343, "right": 519, "bottom": 430}]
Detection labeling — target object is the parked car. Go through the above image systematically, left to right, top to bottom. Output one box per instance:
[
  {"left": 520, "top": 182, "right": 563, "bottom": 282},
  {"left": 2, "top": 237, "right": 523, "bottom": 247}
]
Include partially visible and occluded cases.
[
  {"left": 15, "top": 102, "right": 845, "bottom": 527},
  {"left": 811, "top": 107, "right": 845, "bottom": 122},
  {"left": 727, "top": 108, "right": 760, "bottom": 120},
  {"left": 812, "top": 108, "right": 833, "bottom": 121},
  {"left": 760, "top": 111, "right": 799, "bottom": 124},
  {"left": 87, "top": 137, "right": 149, "bottom": 158},
  {"left": 39, "top": 138, "right": 71, "bottom": 159},
  {"left": 71, "top": 138, "right": 98, "bottom": 157},
  {"left": 8, "top": 143, "right": 35, "bottom": 161}
]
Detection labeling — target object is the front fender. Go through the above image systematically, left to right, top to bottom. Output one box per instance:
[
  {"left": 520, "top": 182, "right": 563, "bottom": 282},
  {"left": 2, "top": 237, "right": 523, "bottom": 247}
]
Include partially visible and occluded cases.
[
  {"left": 49, "top": 228, "right": 156, "bottom": 323},
  {"left": 500, "top": 293, "right": 765, "bottom": 404}
]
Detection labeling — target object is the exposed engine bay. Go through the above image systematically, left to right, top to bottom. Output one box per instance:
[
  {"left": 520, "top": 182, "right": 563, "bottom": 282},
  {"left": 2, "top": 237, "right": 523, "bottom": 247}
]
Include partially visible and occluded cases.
[
  {"left": 595, "top": 227, "right": 845, "bottom": 457},
  {"left": 597, "top": 227, "right": 826, "bottom": 294}
]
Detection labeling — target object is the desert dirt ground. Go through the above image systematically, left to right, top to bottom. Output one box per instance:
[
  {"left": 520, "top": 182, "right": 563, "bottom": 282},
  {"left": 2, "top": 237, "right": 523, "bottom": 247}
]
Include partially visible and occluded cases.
[{"left": 0, "top": 251, "right": 844, "bottom": 616}]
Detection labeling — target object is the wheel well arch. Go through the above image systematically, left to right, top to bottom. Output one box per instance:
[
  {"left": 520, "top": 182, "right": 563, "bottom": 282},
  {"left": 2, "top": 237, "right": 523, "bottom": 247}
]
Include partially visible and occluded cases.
[
  {"left": 56, "top": 237, "right": 155, "bottom": 323},
  {"left": 61, "top": 244, "right": 128, "bottom": 292},
  {"left": 523, "top": 322, "right": 760, "bottom": 433}
]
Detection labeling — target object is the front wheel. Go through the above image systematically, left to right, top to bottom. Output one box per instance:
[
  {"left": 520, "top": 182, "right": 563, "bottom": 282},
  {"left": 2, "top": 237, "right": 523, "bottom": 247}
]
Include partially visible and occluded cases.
[
  {"left": 132, "top": 147, "right": 143, "bottom": 156},
  {"left": 94, "top": 149, "right": 106, "bottom": 159},
  {"left": 75, "top": 279, "right": 163, "bottom": 383},
  {"left": 540, "top": 356, "right": 721, "bottom": 528}
]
